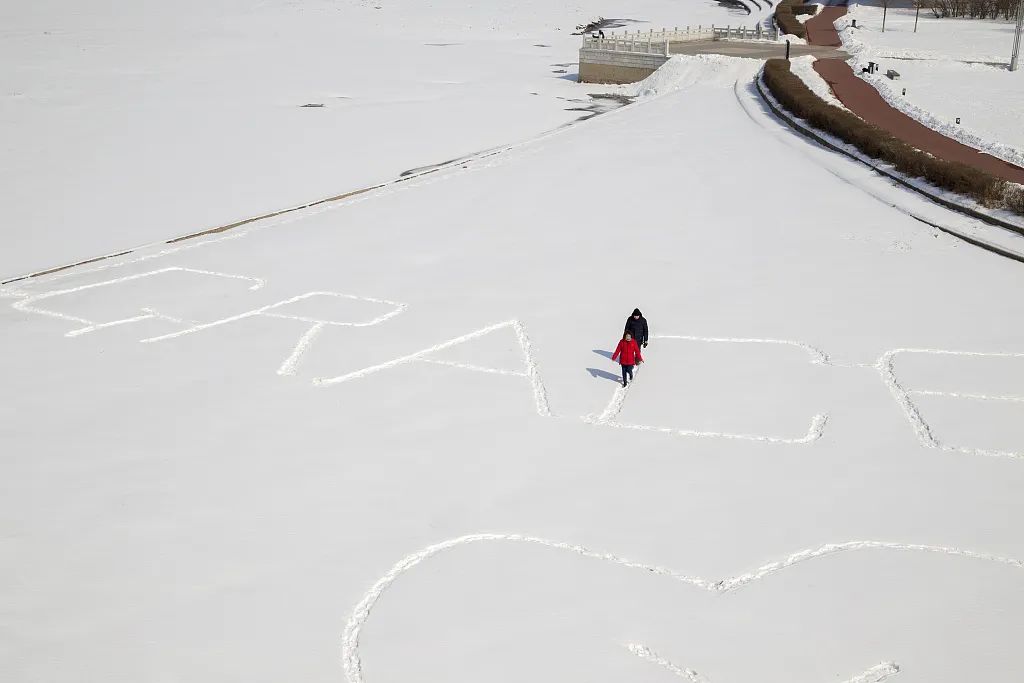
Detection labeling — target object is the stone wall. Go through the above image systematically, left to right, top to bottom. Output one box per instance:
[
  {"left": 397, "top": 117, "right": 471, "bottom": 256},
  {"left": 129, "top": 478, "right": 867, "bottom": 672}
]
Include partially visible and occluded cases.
[{"left": 577, "top": 48, "right": 669, "bottom": 84}]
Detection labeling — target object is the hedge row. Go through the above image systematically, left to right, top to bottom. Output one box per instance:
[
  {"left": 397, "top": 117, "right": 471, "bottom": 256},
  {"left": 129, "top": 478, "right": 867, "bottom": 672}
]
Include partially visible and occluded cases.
[
  {"left": 774, "top": 0, "right": 807, "bottom": 38},
  {"left": 761, "top": 59, "right": 1021, "bottom": 214}
]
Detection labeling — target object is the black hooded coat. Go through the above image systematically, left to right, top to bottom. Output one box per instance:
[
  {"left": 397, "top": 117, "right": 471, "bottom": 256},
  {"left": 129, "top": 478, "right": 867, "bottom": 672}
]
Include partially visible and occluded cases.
[{"left": 624, "top": 308, "right": 649, "bottom": 346}]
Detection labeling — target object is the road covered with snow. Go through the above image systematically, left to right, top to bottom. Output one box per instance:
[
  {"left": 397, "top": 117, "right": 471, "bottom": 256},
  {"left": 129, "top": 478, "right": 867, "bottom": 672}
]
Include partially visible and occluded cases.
[{"left": 3, "top": 3, "right": 1024, "bottom": 683}]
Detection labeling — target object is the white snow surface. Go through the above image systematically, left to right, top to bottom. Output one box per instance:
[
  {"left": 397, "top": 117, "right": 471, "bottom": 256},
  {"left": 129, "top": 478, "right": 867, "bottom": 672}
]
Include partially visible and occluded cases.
[
  {"left": 0, "top": 0, "right": 766, "bottom": 280},
  {"left": 838, "top": 3, "right": 1024, "bottom": 165},
  {"left": 796, "top": 4, "right": 823, "bottom": 24},
  {"left": 4, "top": 6, "right": 1024, "bottom": 683},
  {"left": 621, "top": 53, "right": 762, "bottom": 99},
  {"left": 790, "top": 55, "right": 848, "bottom": 109}
]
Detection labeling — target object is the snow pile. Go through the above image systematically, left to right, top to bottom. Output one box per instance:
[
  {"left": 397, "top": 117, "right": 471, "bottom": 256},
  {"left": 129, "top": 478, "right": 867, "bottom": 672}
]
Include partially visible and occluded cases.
[
  {"left": 796, "top": 3, "right": 824, "bottom": 23},
  {"left": 780, "top": 33, "right": 810, "bottom": 44},
  {"left": 625, "top": 54, "right": 762, "bottom": 99},
  {"left": 789, "top": 56, "right": 848, "bottom": 110}
]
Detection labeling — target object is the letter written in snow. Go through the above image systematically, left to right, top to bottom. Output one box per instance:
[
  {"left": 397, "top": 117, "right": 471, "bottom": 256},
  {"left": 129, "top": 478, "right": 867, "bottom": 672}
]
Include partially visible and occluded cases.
[
  {"left": 141, "top": 291, "right": 407, "bottom": 376},
  {"left": 313, "top": 320, "right": 552, "bottom": 417}
]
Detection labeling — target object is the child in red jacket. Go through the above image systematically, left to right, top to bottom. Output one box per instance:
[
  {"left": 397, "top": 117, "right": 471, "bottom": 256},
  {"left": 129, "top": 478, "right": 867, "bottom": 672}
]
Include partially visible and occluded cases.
[{"left": 611, "top": 332, "right": 643, "bottom": 387}]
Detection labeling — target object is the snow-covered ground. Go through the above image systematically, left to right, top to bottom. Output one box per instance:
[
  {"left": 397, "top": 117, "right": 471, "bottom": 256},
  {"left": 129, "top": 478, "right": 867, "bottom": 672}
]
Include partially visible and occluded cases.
[
  {"left": 0, "top": 0, "right": 767, "bottom": 280},
  {"left": 838, "top": 2, "right": 1024, "bottom": 165},
  {"left": 4, "top": 44, "right": 1024, "bottom": 683},
  {"left": 790, "top": 55, "right": 848, "bottom": 109}
]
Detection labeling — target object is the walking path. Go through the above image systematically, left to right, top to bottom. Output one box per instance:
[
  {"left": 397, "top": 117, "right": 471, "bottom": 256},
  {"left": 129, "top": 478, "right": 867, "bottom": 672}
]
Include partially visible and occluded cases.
[
  {"left": 802, "top": 4, "right": 1024, "bottom": 185},
  {"left": 804, "top": 7, "right": 846, "bottom": 47},
  {"left": 671, "top": 40, "right": 843, "bottom": 59},
  {"left": 812, "top": 60, "right": 1024, "bottom": 184}
]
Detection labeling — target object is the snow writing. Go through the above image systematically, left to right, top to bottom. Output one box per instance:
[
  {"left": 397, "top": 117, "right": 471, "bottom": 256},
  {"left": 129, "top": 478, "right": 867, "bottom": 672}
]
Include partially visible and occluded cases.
[
  {"left": 6, "top": 271, "right": 1023, "bottom": 457},
  {"left": 342, "top": 532, "right": 1023, "bottom": 683}
]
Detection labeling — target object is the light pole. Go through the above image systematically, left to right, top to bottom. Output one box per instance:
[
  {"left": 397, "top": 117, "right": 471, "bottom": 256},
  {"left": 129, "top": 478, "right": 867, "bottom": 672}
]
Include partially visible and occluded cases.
[
  {"left": 914, "top": 0, "right": 921, "bottom": 32},
  {"left": 1012, "top": 0, "right": 1023, "bottom": 71}
]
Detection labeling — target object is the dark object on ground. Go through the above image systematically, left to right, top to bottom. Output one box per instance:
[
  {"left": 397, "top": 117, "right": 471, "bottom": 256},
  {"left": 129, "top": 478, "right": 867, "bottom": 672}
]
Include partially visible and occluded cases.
[
  {"left": 761, "top": 58, "right": 1020, "bottom": 215},
  {"left": 886, "top": 69, "right": 900, "bottom": 80},
  {"left": 301, "top": 103, "right": 324, "bottom": 108},
  {"left": 624, "top": 309, "right": 649, "bottom": 347}
]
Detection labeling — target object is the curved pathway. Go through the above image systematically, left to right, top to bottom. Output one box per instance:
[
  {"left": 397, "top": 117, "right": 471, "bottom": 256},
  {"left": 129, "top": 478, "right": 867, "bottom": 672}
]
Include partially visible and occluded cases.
[
  {"left": 803, "top": 3, "right": 1024, "bottom": 184},
  {"left": 804, "top": 6, "right": 846, "bottom": 47},
  {"left": 813, "top": 60, "right": 1024, "bottom": 185}
]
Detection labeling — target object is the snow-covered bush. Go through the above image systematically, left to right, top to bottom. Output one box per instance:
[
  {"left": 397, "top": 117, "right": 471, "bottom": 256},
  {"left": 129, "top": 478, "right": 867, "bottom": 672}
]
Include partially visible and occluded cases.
[{"left": 762, "top": 58, "right": 1021, "bottom": 214}]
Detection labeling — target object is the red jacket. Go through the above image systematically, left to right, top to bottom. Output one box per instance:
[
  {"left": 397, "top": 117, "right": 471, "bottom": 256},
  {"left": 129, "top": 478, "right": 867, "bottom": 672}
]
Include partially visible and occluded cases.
[{"left": 612, "top": 338, "right": 643, "bottom": 366}]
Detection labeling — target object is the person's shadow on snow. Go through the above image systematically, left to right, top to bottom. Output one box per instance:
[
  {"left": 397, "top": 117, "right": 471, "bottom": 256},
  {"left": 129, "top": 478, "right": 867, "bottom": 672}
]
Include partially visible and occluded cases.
[{"left": 587, "top": 349, "right": 620, "bottom": 382}]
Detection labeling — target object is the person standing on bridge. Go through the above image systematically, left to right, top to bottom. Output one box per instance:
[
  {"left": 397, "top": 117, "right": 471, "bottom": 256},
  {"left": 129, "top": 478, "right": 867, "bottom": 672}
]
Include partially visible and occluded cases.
[
  {"left": 624, "top": 308, "right": 649, "bottom": 350},
  {"left": 612, "top": 331, "right": 643, "bottom": 387}
]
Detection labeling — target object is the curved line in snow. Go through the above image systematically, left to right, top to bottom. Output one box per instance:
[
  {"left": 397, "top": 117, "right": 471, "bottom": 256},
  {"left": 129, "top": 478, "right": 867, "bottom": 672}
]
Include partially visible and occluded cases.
[{"left": 341, "top": 534, "right": 1023, "bottom": 683}]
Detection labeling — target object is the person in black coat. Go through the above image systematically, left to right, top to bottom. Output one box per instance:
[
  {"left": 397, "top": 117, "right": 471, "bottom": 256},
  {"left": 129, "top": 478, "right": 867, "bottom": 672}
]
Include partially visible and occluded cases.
[{"left": 624, "top": 308, "right": 649, "bottom": 348}]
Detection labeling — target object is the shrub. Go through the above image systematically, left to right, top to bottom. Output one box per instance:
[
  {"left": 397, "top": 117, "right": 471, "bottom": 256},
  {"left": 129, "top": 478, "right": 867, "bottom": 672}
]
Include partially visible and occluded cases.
[
  {"left": 774, "top": 0, "right": 807, "bottom": 38},
  {"left": 791, "top": 4, "right": 818, "bottom": 15},
  {"left": 761, "top": 59, "right": 1020, "bottom": 216},
  {"left": 1004, "top": 184, "right": 1024, "bottom": 215}
]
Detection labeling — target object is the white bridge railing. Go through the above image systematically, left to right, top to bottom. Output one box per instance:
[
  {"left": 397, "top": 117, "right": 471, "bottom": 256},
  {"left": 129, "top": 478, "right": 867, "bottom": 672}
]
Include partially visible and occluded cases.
[{"left": 581, "top": 24, "right": 779, "bottom": 54}]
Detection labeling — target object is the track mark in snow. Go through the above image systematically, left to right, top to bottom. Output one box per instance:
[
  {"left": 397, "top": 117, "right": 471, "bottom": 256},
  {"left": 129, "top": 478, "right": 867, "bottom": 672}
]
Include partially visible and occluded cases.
[
  {"left": 12, "top": 267, "right": 263, "bottom": 334},
  {"left": 141, "top": 291, "right": 407, "bottom": 377},
  {"left": 142, "top": 291, "right": 404, "bottom": 343},
  {"left": 66, "top": 307, "right": 184, "bottom": 338},
  {"left": 314, "top": 320, "right": 552, "bottom": 417},
  {"left": 277, "top": 321, "right": 327, "bottom": 376},
  {"left": 584, "top": 334, "right": 830, "bottom": 445},
  {"left": 878, "top": 348, "right": 1024, "bottom": 459},
  {"left": 420, "top": 359, "right": 528, "bottom": 377},
  {"left": 908, "top": 389, "right": 1024, "bottom": 403},
  {"left": 588, "top": 412, "right": 829, "bottom": 445},
  {"left": 342, "top": 534, "right": 1020, "bottom": 683},
  {"left": 626, "top": 643, "right": 898, "bottom": 683},
  {"left": 627, "top": 644, "right": 708, "bottom": 682},
  {"left": 845, "top": 663, "right": 901, "bottom": 683}
]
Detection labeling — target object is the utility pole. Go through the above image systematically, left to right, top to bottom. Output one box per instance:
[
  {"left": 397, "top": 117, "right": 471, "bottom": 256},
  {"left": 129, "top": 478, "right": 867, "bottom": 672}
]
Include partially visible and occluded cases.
[
  {"left": 882, "top": 0, "right": 889, "bottom": 32},
  {"left": 914, "top": 0, "right": 921, "bottom": 32},
  {"left": 1012, "top": 0, "right": 1023, "bottom": 71}
]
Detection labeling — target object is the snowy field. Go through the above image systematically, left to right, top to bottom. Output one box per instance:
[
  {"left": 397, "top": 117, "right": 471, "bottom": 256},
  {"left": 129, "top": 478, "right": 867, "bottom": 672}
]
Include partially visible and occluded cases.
[
  {"left": 0, "top": 0, "right": 768, "bottom": 279},
  {"left": 5, "top": 1, "right": 1024, "bottom": 681},
  {"left": 839, "top": 2, "right": 1024, "bottom": 164},
  {"left": 4, "top": 42, "right": 1024, "bottom": 681}
]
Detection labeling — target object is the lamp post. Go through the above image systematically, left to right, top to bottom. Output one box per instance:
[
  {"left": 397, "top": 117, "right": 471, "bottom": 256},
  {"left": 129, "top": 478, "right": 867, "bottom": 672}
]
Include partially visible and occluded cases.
[
  {"left": 914, "top": 0, "right": 921, "bottom": 32},
  {"left": 1012, "top": 0, "right": 1023, "bottom": 71}
]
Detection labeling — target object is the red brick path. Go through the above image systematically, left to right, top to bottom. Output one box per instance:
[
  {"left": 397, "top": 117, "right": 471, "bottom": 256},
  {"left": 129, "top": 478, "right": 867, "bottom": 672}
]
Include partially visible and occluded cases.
[
  {"left": 798, "top": 3, "right": 1024, "bottom": 184},
  {"left": 804, "top": 7, "right": 846, "bottom": 47},
  {"left": 812, "top": 59, "right": 1024, "bottom": 184}
]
